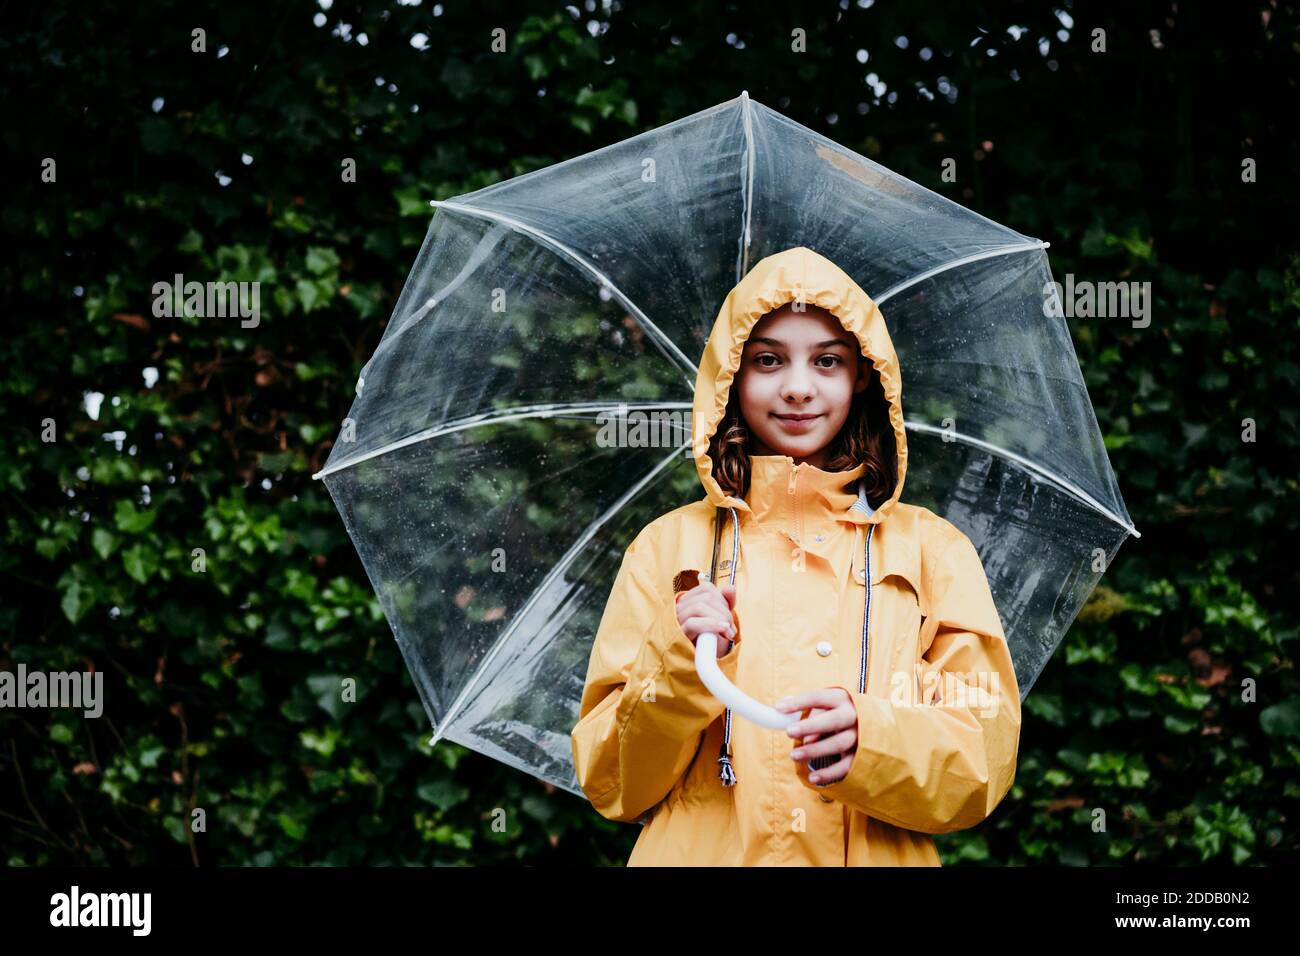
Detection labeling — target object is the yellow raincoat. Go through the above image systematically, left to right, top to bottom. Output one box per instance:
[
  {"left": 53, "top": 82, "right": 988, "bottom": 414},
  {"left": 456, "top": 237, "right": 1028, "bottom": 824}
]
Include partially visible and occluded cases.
[{"left": 571, "top": 246, "right": 1021, "bottom": 865}]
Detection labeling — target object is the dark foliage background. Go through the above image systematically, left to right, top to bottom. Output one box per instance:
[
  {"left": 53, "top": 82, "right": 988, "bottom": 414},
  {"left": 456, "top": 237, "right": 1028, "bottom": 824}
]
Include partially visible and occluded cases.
[{"left": 2, "top": 0, "right": 1296, "bottom": 865}]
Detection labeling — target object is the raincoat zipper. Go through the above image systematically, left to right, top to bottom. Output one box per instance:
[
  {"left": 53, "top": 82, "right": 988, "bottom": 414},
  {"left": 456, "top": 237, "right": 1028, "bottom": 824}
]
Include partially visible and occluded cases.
[
  {"left": 787, "top": 461, "right": 802, "bottom": 547},
  {"left": 859, "top": 522, "right": 872, "bottom": 695}
]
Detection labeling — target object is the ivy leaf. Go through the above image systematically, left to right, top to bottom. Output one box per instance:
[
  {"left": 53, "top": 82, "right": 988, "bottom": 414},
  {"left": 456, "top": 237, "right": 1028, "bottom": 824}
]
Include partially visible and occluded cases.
[
  {"left": 393, "top": 184, "right": 428, "bottom": 218},
  {"left": 305, "top": 246, "right": 339, "bottom": 276},
  {"left": 296, "top": 279, "right": 322, "bottom": 313},
  {"left": 114, "top": 499, "right": 156, "bottom": 534},
  {"left": 92, "top": 527, "right": 117, "bottom": 560},
  {"left": 122, "top": 543, "right": 157, "bottom": 584},
  {"left": 60, "top": 578, "right": 91, "bottom": 624},
  {"left": 306, "top": 674, "right": 348, "bottom": 721},
  {"left": 1260, "top": 699, "right": 1300, "bottom": 739},
  {"left": 416, "top": 779, "right": 469, "bottom": 812},
  {"left": 276, "top": 813, "right": 308, "bottom": 841}
]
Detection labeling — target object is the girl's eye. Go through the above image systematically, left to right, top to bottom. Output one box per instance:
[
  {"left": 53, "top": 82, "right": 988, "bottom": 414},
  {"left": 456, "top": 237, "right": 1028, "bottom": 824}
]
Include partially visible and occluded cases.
[{"left": 751, "top": 353, "right": 842, "bottom": 369}]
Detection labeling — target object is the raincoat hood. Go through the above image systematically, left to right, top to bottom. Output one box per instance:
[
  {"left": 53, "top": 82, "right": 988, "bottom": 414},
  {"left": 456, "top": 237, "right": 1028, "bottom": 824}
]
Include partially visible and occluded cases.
[{"left": 692, "top": 246, "right": 908, "bottom": 525}]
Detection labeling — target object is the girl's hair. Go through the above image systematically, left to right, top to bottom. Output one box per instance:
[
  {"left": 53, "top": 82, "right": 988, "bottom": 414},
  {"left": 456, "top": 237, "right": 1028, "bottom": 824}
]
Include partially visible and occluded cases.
[{"left": 708, "top": 318, "right": 898, "bottom": 507}]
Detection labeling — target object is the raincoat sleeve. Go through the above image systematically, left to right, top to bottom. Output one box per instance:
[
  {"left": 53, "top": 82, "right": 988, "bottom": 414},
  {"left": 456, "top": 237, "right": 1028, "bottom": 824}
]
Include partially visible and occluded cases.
[
  {"left": 570, "top": 522, "right": 740, "bottom": 823},
  {"left": 809, "top": 531, "right": 1022, "bottom": 835}
]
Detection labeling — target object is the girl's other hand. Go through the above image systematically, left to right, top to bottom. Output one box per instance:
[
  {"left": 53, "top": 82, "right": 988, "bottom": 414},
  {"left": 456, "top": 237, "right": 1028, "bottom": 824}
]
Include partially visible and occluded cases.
[
  {"left": 675, "top": 582, "right": 739, "bottom": 658},
  {"left": 775, "top": 688, "right": 859, "bottom": 784}
]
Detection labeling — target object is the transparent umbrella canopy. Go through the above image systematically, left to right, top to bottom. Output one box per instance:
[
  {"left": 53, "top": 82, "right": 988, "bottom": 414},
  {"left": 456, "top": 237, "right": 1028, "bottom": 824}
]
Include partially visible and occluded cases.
[{"left": 312, "top": 91, "right": 1138, "bottom": 796}]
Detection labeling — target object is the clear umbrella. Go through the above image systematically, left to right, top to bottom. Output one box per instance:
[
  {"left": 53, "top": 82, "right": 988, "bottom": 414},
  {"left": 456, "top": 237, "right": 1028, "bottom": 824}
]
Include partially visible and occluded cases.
[{"left": 312, "top": 91, "right": 1138, "bottom": 797}]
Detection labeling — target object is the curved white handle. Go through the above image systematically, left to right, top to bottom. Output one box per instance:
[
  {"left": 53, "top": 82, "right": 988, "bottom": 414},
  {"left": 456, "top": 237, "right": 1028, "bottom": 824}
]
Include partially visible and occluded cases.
[{"left": 694, "top": 632, "right": 800, "bottom": 730}]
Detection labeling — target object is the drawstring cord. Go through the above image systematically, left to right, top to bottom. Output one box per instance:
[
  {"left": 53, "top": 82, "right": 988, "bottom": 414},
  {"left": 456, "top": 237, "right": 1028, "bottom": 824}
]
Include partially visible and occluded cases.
[
  {"left": 711, "top": 505, "right": 741, "bottom": 786},
  {"left": 715, "top": 508, "right": 876, "bottom": 786}
]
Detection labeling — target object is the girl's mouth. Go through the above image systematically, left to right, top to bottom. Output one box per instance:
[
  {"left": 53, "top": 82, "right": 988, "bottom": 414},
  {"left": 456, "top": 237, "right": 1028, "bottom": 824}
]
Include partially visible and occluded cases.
[{"left": 773, "top": 413, "right": 823, "bottom": 432}]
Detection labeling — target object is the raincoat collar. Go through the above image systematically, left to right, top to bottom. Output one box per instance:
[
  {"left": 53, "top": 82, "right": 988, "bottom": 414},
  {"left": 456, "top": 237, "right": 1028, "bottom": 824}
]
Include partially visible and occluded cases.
[
  {"left": 691, "top": 246, "right": 908, "bottom": 531},
  {"left": 740, "top": 453, "right": 917, "bottom": 594},
  {"left": 745, "top": 453, "right": 867, "bottom": 532},
  {"left": 851, "top": 476, "right": 876, "bottom": 517}
]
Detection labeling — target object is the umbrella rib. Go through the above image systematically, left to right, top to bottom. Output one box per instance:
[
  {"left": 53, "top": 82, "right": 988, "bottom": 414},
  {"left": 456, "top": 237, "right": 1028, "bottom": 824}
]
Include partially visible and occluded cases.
[
  {"left": 736, "top": 89, "right": 756, "bottom": 282},
  {"left": 447, "top": 95, "right": 746, "bottom": 207},
  {"left": 428, "top": 199, "right": 698, "bottom": 378},
  {"left": 355, "top": 222, "right": 513, "bottom": 376},
  {"left": 872, "top": 241, "right": 1050, "bottom": 305},
  {"left": 312, "top": 400, "right": 694, "bottom": 480},
  {"left": 904, "top": 420, "right": 1140, "bottom": 538},
  {"left": 428, "top": 443, "right": 687, "bottom": 748}
]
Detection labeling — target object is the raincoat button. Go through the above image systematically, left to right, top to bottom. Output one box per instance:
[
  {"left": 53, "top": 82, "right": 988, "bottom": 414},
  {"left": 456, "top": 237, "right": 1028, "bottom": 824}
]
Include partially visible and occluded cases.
[
  {"left": 814, "top": 533, "right": 825, "bottom": 543},
  {"left": 856, "top": 568, "right": 866, "bottom": 582},
  {"left": 816, "top": 641, "right": 832, "bottom": 657}
]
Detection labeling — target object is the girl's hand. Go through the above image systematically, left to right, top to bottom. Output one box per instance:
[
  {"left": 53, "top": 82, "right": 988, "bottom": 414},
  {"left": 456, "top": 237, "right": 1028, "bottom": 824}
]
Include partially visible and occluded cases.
[
  {"left": 675, "top": 582, "right": 738, "bottom": 658},
  {"left": 776, "top": 688, "right": 859, "bottom": 785}
]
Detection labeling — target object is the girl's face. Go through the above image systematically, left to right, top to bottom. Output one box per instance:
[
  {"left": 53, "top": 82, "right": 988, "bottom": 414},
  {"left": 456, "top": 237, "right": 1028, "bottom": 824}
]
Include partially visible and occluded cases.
[{"left": 736, "top": 304, "right": 869, "bottom": 468}]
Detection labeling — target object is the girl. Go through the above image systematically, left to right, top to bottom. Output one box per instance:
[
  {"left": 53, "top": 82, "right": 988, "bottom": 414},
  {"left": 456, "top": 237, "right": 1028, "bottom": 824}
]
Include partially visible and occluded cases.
[{"left": 571, "top": 246, "right": 1021, "bottom": 866}]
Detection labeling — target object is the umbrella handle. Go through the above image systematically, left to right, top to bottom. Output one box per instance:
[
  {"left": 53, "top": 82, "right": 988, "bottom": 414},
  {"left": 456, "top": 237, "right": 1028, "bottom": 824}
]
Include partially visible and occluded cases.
[{"left": 694, "top": 632, "right": 800, "bottom": 730}]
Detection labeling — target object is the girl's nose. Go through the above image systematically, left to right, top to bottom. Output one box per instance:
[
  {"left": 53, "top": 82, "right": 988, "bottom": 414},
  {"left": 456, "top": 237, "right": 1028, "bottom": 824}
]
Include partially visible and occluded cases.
[{"left": 782, "top": 374, "right": 815, "bottom": 403}]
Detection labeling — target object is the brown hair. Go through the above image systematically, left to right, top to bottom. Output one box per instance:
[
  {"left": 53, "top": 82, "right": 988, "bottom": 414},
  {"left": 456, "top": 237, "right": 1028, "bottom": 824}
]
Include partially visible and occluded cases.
[{"left": 707, "top": 333, "right": 898, "bottom": 508}]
